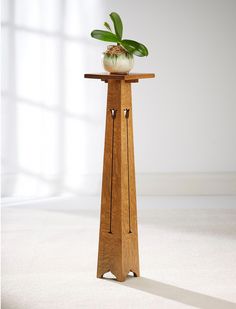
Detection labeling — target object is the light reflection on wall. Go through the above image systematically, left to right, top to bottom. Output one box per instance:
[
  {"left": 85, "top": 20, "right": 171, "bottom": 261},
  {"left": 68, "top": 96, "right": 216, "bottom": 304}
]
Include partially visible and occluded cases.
[{"left": 2, "top": 0, "right": 106, "bottom": 198}]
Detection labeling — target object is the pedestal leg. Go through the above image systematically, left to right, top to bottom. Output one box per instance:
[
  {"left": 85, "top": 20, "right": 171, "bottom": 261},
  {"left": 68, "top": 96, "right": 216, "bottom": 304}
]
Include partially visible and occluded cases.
[{"left": 97, "top": 80, "right": 140, "bottom": 282}]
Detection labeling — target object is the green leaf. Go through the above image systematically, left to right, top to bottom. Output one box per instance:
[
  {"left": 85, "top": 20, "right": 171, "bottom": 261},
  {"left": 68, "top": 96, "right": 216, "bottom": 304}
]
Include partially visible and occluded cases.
[
  {"left": 109, "top": 12, "right": 123, "bottom": 40},
  {"left": 104, "top": 22, "right": 112, "bottom": 32},
  {"left": 91, "top": 30, "right": 119, "bottom": 42},
  {"left": 121, "top": 39, "right": 149, "bottom": 57}
]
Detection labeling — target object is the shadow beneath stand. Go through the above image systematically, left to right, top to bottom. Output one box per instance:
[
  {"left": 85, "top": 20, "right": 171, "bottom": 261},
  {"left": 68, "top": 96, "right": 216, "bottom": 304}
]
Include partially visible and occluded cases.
[{"left": 111, "top": 276, "right": 236, "bottom": 309}]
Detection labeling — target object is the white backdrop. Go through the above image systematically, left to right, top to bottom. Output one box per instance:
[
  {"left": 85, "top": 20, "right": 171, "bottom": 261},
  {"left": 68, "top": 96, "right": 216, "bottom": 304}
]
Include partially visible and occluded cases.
[{"left": 2, "top": 0, "right": 236, "bottom": 199}]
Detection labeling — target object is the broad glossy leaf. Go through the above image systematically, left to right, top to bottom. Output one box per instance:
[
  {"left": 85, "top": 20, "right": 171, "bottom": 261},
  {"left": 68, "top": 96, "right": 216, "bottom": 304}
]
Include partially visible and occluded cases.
[
  {"left": 110, "top": 12, "right": 123, "bottom": 40},
  {"left": 104, "top": 22, "right": 112, "bottom": 32},
  {"left": 91, "top": 30, "right": 118, "bottom": 42},
  {"left": 121, "top": 39, "right": 149, "bottom": 57}
]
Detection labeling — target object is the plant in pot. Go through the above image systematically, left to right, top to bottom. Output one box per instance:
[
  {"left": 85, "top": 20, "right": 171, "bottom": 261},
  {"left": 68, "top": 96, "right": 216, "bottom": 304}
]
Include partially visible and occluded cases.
[{"left": 91, "top": 12, "right": 149, "bottom": 74}]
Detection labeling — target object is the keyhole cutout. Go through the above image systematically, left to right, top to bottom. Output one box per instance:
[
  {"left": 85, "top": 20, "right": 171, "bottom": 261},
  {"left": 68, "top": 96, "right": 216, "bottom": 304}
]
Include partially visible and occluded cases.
[
  {"left": 108, "top": 109, "right": 117, "bottom": 234},
  {"left": 124, "top": 109, "right": 132, "bottom": 234},
  {"left": 124, "top": 109, "right": 129, "bottom": 119}
]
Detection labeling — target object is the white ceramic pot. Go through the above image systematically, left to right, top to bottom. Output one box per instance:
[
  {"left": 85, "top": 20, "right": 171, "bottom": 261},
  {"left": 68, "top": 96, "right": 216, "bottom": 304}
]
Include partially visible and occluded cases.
[{"left": 103, "top": 53, "right": 134, "bottom": 74}]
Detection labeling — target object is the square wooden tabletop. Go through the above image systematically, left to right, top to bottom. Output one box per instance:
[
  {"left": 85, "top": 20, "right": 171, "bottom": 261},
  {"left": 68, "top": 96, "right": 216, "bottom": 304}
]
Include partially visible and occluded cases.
[{"left": 84, "top": 73, "right": 155, "bottom": 81}]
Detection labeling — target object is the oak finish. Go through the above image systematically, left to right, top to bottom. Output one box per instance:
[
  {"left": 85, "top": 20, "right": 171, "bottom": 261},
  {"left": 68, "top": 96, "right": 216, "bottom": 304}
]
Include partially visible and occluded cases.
[
  {"left": 84, "top": 72, "right": 155, "bottom": 81},
  {"left": 84, "top": 73, "right": 155, "bottom": 282}
]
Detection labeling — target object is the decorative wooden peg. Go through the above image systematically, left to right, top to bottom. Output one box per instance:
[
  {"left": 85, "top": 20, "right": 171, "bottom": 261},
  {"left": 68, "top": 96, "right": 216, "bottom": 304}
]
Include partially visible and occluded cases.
[{"left": 84, "top": 73, "right": 155, "bottom": 282}]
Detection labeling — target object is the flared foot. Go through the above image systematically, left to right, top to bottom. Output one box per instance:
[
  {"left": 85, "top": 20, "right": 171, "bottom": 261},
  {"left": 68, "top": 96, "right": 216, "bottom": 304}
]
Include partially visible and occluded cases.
[{"left": 97, "top": 268, "right": 139, "bottom": 282}]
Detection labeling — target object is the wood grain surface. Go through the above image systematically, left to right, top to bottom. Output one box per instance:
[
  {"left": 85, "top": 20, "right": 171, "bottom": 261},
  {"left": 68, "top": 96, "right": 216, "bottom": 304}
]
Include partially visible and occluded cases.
[
  {"left": 84, "top": 72, "right": 155, "bottom": 81},
  {"left": 84, "top": 73, "right": 155, "bottom": 282}
]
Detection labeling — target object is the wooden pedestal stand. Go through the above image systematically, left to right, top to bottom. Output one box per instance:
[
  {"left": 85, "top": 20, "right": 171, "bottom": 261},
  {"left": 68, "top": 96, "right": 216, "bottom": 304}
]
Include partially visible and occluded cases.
[{"left": 84, "top": 73, "right": 155, "bottom": 282}]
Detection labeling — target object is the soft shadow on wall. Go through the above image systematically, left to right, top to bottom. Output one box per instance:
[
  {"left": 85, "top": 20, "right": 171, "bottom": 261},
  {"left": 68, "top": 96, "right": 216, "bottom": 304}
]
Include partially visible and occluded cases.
[
  {"left": 2, "top": 0, "right": 108, "bottom": 199},
  {"left": 2, "top": 0, "right": 236, "bottom": 200}
]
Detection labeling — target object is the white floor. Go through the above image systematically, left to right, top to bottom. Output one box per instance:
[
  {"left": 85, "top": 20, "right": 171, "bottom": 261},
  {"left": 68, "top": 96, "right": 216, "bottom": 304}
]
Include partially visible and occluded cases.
[{"left": 2, "top": 196, "right": 236, "bottom": 309}]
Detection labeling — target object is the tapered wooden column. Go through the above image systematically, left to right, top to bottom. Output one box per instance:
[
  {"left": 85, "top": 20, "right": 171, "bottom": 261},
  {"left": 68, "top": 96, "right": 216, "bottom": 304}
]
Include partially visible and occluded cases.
[{"left": 84, "top": 73, "right": 155, "bottom": 282}]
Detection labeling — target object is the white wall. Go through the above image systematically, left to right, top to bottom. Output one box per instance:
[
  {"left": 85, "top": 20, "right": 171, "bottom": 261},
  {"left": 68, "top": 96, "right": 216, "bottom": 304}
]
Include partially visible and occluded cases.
[{"left": 2, "top": 0, "right": 236, "bottom": 199}]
